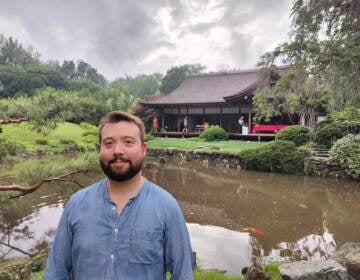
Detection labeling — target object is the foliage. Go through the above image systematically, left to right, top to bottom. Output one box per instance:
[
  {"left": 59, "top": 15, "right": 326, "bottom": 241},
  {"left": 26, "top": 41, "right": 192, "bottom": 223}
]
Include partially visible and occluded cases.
[
  {"left": 257, "top": 0, "right": 360, "bottom": 115},
  {"left": 0, "top": 35, "right": 40, "bottom": 68},
  {"left": 0, "top": 64, "right": 67, "bottom": 98},
  {"left": 160, "top": 64, "right": 205, "bottom": 94},
  {"left": 254, "top": 64, "right": 328, "bottom": 128},
  {"left": 110, "top": 73, "right": 162, "bottom": 98},
  {"left": 68, "top": 79, "right": 103, "bottom": 94},
  {"left": 132, "top": 94, "right": 163, "bottom": 131},
  {"left": 312, "top": 107, "right": 360, "bottom": 148},
  {"left": 1, "top": 122, "right": 97, "bottom": 154},
  {"left": 80, "top": 122, "right": 99, "bottom": 146},
  {"left": 275, "top": 125, "right": 310, "bottom": 146},
  {"left": 199, "top": 126, "right": 229, "bottom": 141},
  {"left": 145, "top": 133, "right": 155, "bottom": 141},
  {"left": 330, "top": 134, "right": 360, "bottom": 179},
  {"left": 0, "top": 138, "right": 26, "bottom": 161},
  {"left": 35, "top": 138, "right": 48, "bottom": 145},
  {"left": 239, "top": 140, "right": 309, "bottom": 174},
  {"left": 264, "top": 263, "right": 283, "bottom": 280}
]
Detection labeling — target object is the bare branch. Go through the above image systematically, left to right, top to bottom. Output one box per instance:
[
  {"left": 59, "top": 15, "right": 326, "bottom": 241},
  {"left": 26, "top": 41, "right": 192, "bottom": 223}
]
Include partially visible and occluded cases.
[
  {"left": 0, "top": 169, "right": 85, "bottom": 196},
  {"left": 0, "top": 241, "right": 34, "bottom": 257}
]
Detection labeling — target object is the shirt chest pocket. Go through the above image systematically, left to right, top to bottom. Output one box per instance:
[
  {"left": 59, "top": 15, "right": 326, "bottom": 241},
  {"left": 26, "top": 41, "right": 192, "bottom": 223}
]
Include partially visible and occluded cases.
[{"left": 129, "top": 228, "right": 164, "bottom": 265}]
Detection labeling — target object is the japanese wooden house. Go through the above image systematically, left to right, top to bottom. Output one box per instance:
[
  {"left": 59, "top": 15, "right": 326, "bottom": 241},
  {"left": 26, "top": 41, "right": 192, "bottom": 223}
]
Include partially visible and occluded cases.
[{"left": 141, "top": 66, "right": 288, "bottom": 133}]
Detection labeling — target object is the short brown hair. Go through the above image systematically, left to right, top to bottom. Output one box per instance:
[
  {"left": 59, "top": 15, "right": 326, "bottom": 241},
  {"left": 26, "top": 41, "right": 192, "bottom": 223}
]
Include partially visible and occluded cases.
[{"left": 98, "top": 111, "right": 145, "bottom": 143}]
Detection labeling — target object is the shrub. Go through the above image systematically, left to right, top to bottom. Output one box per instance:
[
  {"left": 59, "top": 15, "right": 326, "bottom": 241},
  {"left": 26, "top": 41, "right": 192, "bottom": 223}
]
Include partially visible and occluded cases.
[
  {"left": 313, "top": 107, "right": 360, "bottom": 148},
  {"left": 276, "top": 125, "right": 310, "bottom": 146},
  {"left": 199, "top": 126, "right": 228, "bottom": 141},
  {"left": 145, "top": 133, "right": 155, "bottom": 141},
  {"left": 330, "top": 134, "right": 360, "bottom": 179},
  {"left": 0, "top": 138, "right": 26, "bottom": 159},
  {"left": 35, "top": 138, "right": 48, "bottom": 145},
  {"left": 59, "top": 138, "right": 76, "bottom": 145},
  {"left": 239, "top": 140, "right": 309, "bottom": 174}
]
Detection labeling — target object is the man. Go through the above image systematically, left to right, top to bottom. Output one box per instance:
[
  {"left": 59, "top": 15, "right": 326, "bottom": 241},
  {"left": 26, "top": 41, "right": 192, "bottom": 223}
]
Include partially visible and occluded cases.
[
  {"left": 44, "top": 111, "right": 194, "bottom": 280},
  {"left": 182, "top": 116, "right": 188, "bottom": 133}
]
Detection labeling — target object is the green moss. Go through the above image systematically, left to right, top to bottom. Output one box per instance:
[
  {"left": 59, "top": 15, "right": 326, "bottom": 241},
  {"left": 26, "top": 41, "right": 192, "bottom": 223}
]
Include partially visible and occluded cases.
[{"left": 264, "top": 263, "right": 283, "bottom": 280}]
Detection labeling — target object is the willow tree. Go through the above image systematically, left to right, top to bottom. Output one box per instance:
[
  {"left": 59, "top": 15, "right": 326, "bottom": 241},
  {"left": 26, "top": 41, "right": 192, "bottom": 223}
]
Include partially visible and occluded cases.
[{"left": 255, "top": 0, "right": 360, "bottom": 126}]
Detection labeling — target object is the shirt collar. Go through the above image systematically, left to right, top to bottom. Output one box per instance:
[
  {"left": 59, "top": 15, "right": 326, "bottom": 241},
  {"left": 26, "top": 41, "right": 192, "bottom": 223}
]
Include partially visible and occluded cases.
[{"left": 102, "top": 177, "right": 148, "bottom": 205}]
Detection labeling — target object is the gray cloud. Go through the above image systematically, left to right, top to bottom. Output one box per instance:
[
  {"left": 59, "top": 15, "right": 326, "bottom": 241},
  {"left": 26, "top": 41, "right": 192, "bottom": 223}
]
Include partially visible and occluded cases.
[{"left": 0, "top": 0, "right": 292, "bottom": 79}]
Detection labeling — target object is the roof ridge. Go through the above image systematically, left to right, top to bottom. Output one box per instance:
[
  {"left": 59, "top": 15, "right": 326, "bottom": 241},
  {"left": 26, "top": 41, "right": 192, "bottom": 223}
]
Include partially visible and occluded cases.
[{"left": 185, "top": 65, "right": 289, "bottom": 77}]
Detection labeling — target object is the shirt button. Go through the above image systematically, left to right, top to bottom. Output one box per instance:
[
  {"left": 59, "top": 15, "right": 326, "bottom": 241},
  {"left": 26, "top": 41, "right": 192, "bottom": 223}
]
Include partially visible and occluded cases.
[
  {"left": 112, "top": 206, "right": 116, "bottom": 211},
  {"left": 114, "top": 228, "right": 118, "bottom": 234},
  {"left": 110, "top": 254, "right": 114, "bottom": 260}
]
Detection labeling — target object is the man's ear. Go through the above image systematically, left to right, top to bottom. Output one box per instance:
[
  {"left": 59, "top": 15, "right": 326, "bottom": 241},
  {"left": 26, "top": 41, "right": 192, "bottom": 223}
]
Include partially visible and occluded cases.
[{"left": 142, "top": 142, "right": 148, "bottom": 156}]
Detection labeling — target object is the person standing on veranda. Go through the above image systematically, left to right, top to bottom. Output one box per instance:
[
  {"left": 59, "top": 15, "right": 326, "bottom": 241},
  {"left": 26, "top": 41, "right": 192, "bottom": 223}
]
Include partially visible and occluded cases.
[{"left": 44, "top": 111, "right": 194, "bottom": 280}]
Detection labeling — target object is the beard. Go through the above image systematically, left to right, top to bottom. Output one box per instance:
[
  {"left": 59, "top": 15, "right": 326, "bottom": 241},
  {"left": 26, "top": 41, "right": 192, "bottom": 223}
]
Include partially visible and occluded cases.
[{"left": 100, "top": 155, "right": 143, "bottom": 182}]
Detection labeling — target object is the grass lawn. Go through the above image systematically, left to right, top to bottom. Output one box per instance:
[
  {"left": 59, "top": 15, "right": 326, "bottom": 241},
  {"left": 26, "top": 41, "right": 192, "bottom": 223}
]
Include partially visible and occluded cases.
[
  {"left": 1, "top": 122, "right": 97, "bottom": 154},
  {"left": 147, "top": 137, "right": 265, "bottom": 155}
]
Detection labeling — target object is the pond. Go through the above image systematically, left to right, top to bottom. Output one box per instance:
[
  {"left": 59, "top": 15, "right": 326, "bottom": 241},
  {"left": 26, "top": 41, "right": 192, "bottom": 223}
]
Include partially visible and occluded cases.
[{"left": 0, "top": 155, "right": 360, "bottom": 275}]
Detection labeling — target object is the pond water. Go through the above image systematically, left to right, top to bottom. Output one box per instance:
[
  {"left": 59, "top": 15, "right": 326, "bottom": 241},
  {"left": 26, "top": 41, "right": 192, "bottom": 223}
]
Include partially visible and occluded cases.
[{"left": 0, "top": 156, "right": 360, "bottom": 275}]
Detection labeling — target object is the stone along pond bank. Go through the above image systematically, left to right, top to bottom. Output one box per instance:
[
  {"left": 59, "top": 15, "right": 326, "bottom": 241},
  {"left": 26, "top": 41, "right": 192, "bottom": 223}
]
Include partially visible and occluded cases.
[
  {"left": 147, "top": 147, "right": 354, "bottom": 180},
  {"left": 1, "top": 243, "right": 360, "bottom": 279}
]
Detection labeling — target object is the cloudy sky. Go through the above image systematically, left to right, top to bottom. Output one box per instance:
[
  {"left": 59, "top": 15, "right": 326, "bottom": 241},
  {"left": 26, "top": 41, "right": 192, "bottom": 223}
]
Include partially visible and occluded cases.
[{"left": 0, "top": 0, "right": 293, "bottom": 80}]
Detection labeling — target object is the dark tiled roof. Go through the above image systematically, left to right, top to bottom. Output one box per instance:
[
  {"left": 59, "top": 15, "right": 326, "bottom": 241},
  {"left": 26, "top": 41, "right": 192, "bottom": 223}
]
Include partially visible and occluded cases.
[{"left": 141, "top": 66, "right": 289, "bottom": 106}]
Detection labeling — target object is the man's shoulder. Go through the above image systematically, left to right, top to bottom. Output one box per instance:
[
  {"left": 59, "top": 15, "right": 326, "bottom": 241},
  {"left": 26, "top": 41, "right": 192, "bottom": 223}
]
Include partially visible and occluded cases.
[
  {"left": 68, "top": 180, "right": 104, "bottom": 205},
  {"left": 145, "top": 180, "right": 179, "bottom": 208}
]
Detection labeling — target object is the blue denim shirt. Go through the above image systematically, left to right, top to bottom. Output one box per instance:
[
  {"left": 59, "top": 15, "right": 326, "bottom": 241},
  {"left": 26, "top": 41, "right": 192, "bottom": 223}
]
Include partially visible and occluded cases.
[{"left": 44, "top": 178, "right": 194, "bottom": 280}]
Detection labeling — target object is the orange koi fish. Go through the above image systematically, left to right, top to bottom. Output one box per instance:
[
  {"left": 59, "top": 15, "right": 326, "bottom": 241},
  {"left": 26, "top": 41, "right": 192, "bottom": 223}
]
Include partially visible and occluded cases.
[{"left": 242, "top": 227, "right": 264, "bottom": 237}]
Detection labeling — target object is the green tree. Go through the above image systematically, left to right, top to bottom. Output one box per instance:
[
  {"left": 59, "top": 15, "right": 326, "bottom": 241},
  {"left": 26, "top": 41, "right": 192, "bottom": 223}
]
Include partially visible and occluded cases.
[
  {"left": 256, "top": 0, "right": 360, "bottom": 118},
  {"left": 0, "top": 36, "right": 40, "bottom": 68},
  {"left": 60, "top": 60, "right": 76, "bottom": 79},
  {"left": 160, "top": 64, "right": 205, "bottom": 94},
  {"left": 110, "top": 73, "right": 162, "bottom": 98}
]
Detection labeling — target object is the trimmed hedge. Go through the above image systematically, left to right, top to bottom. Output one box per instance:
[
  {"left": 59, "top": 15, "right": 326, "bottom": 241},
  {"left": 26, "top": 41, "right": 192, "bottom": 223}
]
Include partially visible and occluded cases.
[
  {"left": 276, "top": 125, "right": 310, "bottom": 146},
  {"left": 199, "top": 126, "right": 229, "bottom": 141},
  {"left": 330, "top": 134, "right": 360, "bottom": 179},
  {"left": 239, "top": 140, "right": 309, "bottom": 174}
]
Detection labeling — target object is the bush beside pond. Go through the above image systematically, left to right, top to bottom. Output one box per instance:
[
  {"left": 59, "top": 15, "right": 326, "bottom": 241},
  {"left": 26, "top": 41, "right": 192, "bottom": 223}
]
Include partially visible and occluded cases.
[
  {"left": 312, "top": 107, "right": 360, "bottom": 148},
  {"left": 276, "top": 125, "right": 310, "bottom": 146},
  {"left": 199, "top": 126, "right": 229, "bottom": 141},
  {"left": 330, "top": 134, "right": 360, "bottom": 180},
  {"left": 238, "top": 140, "right": 309, "bottom": 174}
]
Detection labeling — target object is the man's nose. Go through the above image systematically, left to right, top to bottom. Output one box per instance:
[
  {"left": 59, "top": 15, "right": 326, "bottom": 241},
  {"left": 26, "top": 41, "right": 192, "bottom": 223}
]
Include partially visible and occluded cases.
[{"left": 113, "top": 143, "right": 125, "bottom": 154}]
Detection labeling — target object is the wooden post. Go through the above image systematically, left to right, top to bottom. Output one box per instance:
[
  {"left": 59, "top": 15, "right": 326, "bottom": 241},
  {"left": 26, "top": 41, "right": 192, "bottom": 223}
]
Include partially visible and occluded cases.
[
  {"left": 220, "top": 106, "right": 222, "bottom": 127},
  {"left": 186, "top": 107, "right": 189, "bottom": 132},
  {"left": 161, "top": 108, "right": 165, "bottom": 130},
  {"left": 177, "top": 108, "right": 180, "bottom": 132},
  {"left": 248, "top": 112, "right": 252, "bottom": 134}
]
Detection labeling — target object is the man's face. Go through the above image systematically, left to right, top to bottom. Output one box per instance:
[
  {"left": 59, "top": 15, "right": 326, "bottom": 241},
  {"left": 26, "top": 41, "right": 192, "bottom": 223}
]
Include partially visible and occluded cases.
[{"left": 99, "top": 121, "right": 147, "bottom": 182}]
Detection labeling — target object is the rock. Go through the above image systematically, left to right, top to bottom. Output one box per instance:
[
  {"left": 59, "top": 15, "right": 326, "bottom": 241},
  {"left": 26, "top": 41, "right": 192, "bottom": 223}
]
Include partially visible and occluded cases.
[
  {"left": 159, "top": 156, "right": 166, "bottom": 164},
  {"left": 144, "top": 162, "right": 159, "bottom": 169},
  {"left": 334, "top": 242, "right": 360, "bottom": 280},
  {"left": 280, "top": 259, "right": 350, "bottom": 280},
  {"left": 0, "top": 260, "right": 31, "bottom": 280},
  {"left": 244, "top": 265, "right": 271, "bottom": 280}
]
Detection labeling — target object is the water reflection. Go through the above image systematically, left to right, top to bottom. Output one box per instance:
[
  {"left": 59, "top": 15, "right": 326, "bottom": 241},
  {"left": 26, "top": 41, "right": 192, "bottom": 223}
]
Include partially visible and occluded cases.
[
  {"left": 0, "top": 156, "right": 360, "bottom": 275},
  {"left": 187, "top": 224, "right": 251, "bottom": 275}
]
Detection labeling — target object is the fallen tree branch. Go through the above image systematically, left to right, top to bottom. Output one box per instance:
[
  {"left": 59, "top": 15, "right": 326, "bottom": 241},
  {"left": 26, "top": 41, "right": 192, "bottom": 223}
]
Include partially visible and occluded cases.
[
  {"left": 0, "top": 170, "right": 85, "bottom": 196},
  {"left": 0, "top": 240, "right": 34, "bottom": 258}
]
